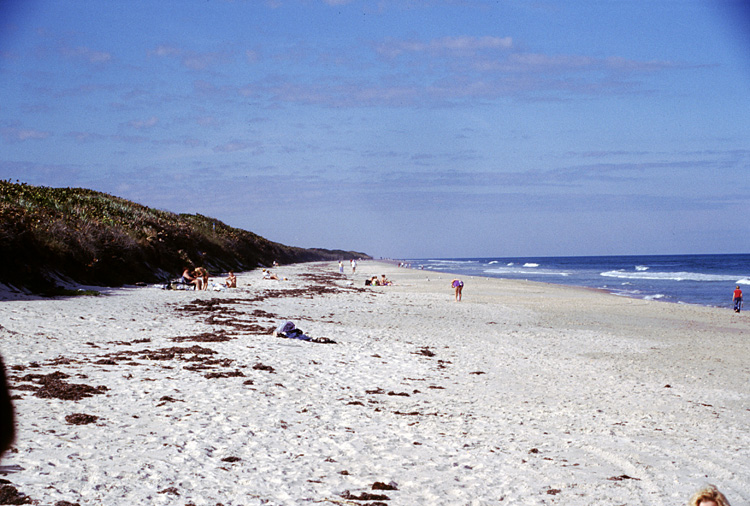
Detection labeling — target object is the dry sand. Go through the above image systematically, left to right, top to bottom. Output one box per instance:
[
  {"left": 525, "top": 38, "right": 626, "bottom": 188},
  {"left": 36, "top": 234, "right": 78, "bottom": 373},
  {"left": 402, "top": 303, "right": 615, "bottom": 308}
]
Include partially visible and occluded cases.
[{"left": 0, "top": 261, "right": 747, "bottom": 505}]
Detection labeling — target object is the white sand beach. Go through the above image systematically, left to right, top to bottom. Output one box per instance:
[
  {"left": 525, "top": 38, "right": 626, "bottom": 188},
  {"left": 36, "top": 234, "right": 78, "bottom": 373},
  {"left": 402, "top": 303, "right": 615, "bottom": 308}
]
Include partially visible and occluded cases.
[{"left": 0, "top": 261, "right": 748, "bottom": 505}]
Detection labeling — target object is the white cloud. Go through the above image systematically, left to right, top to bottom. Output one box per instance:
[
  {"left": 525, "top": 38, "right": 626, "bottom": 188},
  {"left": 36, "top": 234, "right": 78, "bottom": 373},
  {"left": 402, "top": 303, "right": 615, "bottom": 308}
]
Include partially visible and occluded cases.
[
  {"left": 377, "top": 35, "right": 513, "bottom": 57},
  {"left": 60, "top": 45, "right": 112, "bottom": 64},
  {"left": 149, "top": 45, "right": 231, "bottom": 70},
  {"left": 150, "top": 45, "right": 181, "bottom": 57},
  {"left": 128, "top": 117, "right": 159, "bottom": 129},
  {"left": 1, "top": 126, "right": 51, "bottom": 142},
  {"left": 213, "top": 140, "right": 262, "bottom": 153}
]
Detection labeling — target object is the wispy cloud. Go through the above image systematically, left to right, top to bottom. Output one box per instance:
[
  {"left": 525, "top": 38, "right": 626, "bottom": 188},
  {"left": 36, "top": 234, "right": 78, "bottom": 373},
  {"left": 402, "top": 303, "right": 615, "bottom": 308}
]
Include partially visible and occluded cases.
[
  {"left": 377, "top": 35, "right": 513, "bottom": 58},
  {"left": 149, "top": 44, "right": 233, "bottom": 71},
  {"left": 59, "top": 45, "right": 112, "bottom": 64},
  {"left": 127, "top": 116, "right": 159, "bottom": 130},
  {"left": 0, "top": 125, "right": 51, "bottom": 143},
  {"left": 66, "top": 131, "right": 108, "bottom": 143},
  {"left": 213, "top": 140, "right": 263, "bottom": 153}
]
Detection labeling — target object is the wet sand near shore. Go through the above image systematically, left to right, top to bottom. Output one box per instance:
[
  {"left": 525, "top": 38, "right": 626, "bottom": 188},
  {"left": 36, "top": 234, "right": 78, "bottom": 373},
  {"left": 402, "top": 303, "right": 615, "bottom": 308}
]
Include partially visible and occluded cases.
[{"left": 0, "top": 261, "right": 747, "bottom": 505}]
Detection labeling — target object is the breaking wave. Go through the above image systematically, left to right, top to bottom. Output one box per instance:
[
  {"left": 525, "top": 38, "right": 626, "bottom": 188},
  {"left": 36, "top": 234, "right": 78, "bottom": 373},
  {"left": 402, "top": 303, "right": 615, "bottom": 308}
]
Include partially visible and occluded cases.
[{"left": 601, "top": 270, "right": 744, "bottom": 282}]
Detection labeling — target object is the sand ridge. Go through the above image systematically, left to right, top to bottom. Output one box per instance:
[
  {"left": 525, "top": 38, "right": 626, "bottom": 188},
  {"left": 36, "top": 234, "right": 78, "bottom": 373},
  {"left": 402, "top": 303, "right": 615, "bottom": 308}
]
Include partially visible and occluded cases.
[{"left": 0, "top": 261, "right": 748, "bottom": 505}]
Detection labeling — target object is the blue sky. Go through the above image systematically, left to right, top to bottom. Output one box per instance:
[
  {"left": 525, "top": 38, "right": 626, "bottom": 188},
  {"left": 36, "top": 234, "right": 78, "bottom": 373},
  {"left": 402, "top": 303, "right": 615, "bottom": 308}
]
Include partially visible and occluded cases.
[{"left": 1, "top": 0, "right": 749, "bottom": 258}]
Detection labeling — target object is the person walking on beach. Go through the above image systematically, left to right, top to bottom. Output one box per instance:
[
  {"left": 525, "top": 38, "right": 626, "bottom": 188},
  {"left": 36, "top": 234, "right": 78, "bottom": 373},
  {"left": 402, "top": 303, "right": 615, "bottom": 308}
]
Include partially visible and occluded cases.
[
  {"left": 351, "top": 259, "right": 357, "bottom": 274},
  {"left": 339, "top": 261, "right": 344, "bottom": 274},
  {"left": 452, "top": 279, "right": 464, "bottom": 301},
  {"left": 733, "top": 285, "right": 742, "bottom": 313}
]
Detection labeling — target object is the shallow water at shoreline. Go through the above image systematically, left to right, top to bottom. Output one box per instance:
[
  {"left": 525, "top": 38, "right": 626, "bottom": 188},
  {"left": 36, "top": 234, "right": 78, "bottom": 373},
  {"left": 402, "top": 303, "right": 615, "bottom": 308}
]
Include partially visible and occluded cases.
[{"left": 405, "top": 253, "right": 750, "bottom": 308}]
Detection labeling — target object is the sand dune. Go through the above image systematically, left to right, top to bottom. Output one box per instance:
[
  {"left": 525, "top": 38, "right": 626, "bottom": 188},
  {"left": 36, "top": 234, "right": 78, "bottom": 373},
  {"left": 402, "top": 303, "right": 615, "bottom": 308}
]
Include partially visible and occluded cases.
[{"left": 0, "top": 261, "right": 747, "bottom": 505}]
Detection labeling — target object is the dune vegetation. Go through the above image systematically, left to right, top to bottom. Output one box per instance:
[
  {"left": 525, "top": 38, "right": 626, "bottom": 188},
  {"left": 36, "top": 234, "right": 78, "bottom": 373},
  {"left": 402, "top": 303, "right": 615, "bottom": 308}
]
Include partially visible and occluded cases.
[{"left": 0, "top": 180, "right": 368, "bottom": 293}]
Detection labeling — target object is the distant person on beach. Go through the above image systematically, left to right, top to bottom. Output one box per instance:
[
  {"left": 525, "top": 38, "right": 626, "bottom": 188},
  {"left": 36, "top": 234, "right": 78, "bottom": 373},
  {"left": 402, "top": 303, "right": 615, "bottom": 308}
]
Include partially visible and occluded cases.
[
  {"left": 352, "top": 259, "right": 357, "bottom": 274},
  {"left": 339, "top": 261, "right": 344, "bottom": 274},
  {"left": 181, "top": 267, "right": 202, "bottom": 290},
  {"left": 226, "top": 271, "right": 237, "bottom": 288},
  {"left": 380, "top": 274, "right": 392, "bottom": 286},
  {"left": 452, "top": 279, "right": 464, "bottom": 301},
  {"left": 733, "top": 285, "right": 742, "bottom": 313},
  {"left": 0, "top": 356, "right": 14, "bottom": 457},
  {"left": 688, "top": 484, "right": 731, "bottom": 506}
]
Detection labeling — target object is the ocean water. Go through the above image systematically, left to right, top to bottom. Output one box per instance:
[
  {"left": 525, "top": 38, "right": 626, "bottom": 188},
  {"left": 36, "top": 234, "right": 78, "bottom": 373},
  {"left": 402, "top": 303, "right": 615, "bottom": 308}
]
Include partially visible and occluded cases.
[{"left": 406, "top": 254, "right": 750, "bottom": 308}]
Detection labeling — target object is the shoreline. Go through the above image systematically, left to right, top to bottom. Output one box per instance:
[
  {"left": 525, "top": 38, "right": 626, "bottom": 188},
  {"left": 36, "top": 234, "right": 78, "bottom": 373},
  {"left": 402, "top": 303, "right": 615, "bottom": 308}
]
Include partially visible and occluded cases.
[
  {"left": 405, "top": 254, "right": 748, "bottom": 308},
  {"left": 0, "top": 260, "right": 748, "bottom": 505}
]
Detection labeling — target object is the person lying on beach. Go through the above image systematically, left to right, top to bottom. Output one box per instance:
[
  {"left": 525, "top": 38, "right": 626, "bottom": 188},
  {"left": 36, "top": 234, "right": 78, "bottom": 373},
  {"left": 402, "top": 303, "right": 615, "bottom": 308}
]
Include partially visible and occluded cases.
[
  {"left": 181, "top": 267, "right": 202, "bottom": 290},
  {"left": 263, "top": 269, "right": 279, "bottom": 280},
  {"left": 226, "top": 271, "right": 237, "bottom": 288},
  {"left": 452, "top": 279, "right": 464, "bottom": 301},
  {"left": 272, "top": 321, "right": 336, "bottom": 344},
  {"left": 688, "top": 484, "right": 731, "bottom": 506}
]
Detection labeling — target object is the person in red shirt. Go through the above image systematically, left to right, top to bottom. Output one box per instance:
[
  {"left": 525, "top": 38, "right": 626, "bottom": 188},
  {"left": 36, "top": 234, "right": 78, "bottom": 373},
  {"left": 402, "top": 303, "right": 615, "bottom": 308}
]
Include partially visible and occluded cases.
[{"left": 733, "top": 285, "right": 742, "bottom": 313}]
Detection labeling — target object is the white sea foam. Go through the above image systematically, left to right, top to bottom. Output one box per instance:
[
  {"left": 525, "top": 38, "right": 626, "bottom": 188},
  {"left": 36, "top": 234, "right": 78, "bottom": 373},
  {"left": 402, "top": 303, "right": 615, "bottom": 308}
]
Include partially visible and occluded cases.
[
  {"left": 426, "top": 259, "right": 477, "bottom": 265},
  {"left": 488, "top": 261, "right": 498, "bottom": 264},
  {"left": 523, "top": 263, "right": 539, "bottom": 268},
  {"left": 635, "top": 265, "right": 649, "bottom": 271},
  {"left": 485, "top": 267, "right": 569, "bottom": 277},
  {"left": 601, "top": 270, "right": 742, "bottom": 282},
  {"left": 737, "top": 278, "right": 750, "bottom": 284},
  {"left": 644, "top": 294, "right": 666, "bottom": 301}
]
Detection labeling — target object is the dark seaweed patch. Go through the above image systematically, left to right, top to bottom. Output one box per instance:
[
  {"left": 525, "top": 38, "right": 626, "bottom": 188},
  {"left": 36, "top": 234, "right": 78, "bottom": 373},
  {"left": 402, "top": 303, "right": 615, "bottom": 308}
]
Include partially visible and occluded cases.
[{"left": 65, "top": 413, "right": 99, "bottom": 425}]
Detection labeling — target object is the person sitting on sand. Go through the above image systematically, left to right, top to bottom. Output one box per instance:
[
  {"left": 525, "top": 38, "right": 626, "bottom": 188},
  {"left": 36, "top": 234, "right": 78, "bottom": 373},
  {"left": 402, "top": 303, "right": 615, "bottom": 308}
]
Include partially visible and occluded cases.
[
  {"left": 181, "top": 267, "right": 202, "bottom": 290},
  {"left": 226, "top": 271, "right": 237, "bottom": 288},
  {"left": 380, "top": 274, "right": 392, "bottom": 286},
  {"left": 452, "top": 279, "right": 464, "bottom": 301},
  {"left": 688, "top": 484, "right": 731, "bottom": 506}
]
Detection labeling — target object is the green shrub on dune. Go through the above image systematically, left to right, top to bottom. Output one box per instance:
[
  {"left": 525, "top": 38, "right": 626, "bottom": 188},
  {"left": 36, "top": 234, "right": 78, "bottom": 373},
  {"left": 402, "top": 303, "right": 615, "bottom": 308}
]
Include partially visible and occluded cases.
[{"left": 0, "top": 180, "right": 368, "bottom": 293}]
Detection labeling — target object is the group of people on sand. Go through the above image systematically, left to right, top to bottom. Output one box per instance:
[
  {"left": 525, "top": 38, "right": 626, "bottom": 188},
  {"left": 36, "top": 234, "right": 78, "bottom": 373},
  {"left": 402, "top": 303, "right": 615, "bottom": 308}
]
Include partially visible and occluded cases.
[
  {"left": 177, "top": 264, "right": 291, "bottom": 290},
  {"left": 181, "top": 266, "right": 209, "bottom": 290},
  {"left": 180, "top": 267, "right": 237, "bottom": 290},
  {"left": 366, "top": 274, "right": 392, "bottom": 286}
]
